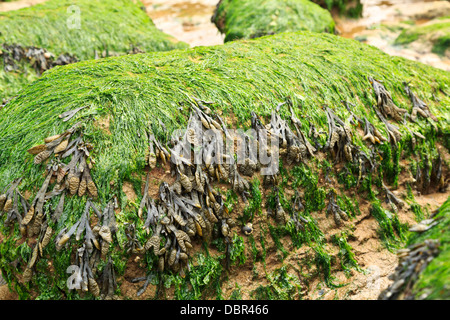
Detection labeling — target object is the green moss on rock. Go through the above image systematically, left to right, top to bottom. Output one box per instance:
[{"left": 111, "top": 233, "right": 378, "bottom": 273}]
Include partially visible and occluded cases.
[{"left": 212, "top": 0, "right": 335, "bottom": 42}]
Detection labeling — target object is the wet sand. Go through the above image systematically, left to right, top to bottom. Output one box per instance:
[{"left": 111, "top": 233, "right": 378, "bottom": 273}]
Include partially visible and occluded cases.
[
  {"left": 142, "top": 0, "right": 224, "bottom": 47},
  {"left": 335, "top": 0, "right": 450, "bottom": 71}
]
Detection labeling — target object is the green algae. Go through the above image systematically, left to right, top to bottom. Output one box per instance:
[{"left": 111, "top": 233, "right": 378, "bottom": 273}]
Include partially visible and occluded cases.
[
  {"left": 0, "top": 0, "right": 188, "bottom": 100},
  {"left": 0, "top": 0, "right": 187, "bottom": 60},
  {"left": 213, "top": 0, "right": 335, "bottom": 42},
  {"left": 395, "top": 18, "right": 450, "bottom": 56},
  {"left": 1, "top": 31, "right": 449, "bottom": 299},
  {"left": 1, "top": 32, "right": 448, "bottom": 200},
  {"left": 0, "top": 64, "right": 39, "bottom": 102},
  {"left": 378, "top": 141, "right": 402, "bottom": 188},
  {"left": 268, "top": 162, "right": 342, "bottom": 287},
  {"left": 337, "top": 163, "right": 359, "bottom": 189},
  {"left": 292, "top": 164, "right": 327, "bottom": 212},
  {"left": 241, "top": 179, "right": 262, "bottom": 223},
  {"left": 405, "top": 184, "right": 428, "bottom": 222},
  {"left": 337, "top": 194, "right": 361, "bottom": 218},
  {"left": 406, "top": 196, "right": 450, "bottom": 300},
  {"left": 371, "top": 201, "right": 408, "bottom": 251},
  {"left": 268, "top": 224, "right": 289, "bottom": 259},
  {"left": 259, "top": 226, "right": 268, "bottom": 265},
  {"left": 331, "top": 231, "right": 361, "bottom": 276},
  {"left": 229, "top": 234, "right": 247, "bottom": 266},
  {"left": 248, "top": 234, "right": 260, "bottom": 262},
  {"left": 154, "top": 235, "right": 244, "bottom": 300},
  {"left": 0, "top": 236, "right": 30, "bottom": 299},
  {"left": 313, "top": 243, "right": 342, "bottom": 288},
  {"left": 159, "top": 249, "right": 225, "bottom": 300},
  {"left": 188, "top": 252, "right": 224, "bottom": 300},
  {"left": 251, "top": 265, "right": 302, "bottom": 299},
  {"left": 229, "top": 283, "right": 243, "bottom": 299}
]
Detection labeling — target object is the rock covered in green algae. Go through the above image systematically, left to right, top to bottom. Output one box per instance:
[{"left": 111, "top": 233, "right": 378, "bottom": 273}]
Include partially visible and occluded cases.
[
  {"left": 0, "top": 0, "right": 188, "bottom": 100},
  {"left": 212, "top": 0, "right": 336, "bottom": 42},
  {"left": 0, "top": 31, "right": 449, "bottom": 299},
  {"left": 1, "top": 31, "right": 449, "bottom": 195}
]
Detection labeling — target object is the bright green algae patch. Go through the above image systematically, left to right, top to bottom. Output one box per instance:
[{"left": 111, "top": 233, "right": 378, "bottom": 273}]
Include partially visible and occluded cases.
[
  {"left": 0, "top": 0, "right": 188, "bottom": 100},
  {"left": 0, "top": 0, "right": 187, "bottom": 59},
  {"left": 212, "top": 0, "right": 335, "bottom": 42},
  {"left": 395, "top": 18, "right": 450, "bottom": 56},
  {"left": 0, "top": 31, "right": 449, "bottom": 195},
  {"left": 0, "top": 63, "right": 39, "bottom": 102},
  {"left": 406, "top": 197, "right": 450, "bottom": 300}
]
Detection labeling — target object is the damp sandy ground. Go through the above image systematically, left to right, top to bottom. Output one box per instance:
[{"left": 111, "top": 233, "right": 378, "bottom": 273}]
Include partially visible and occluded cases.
[
  {"left": 0, "top": 0, "right": 47, "bottom": 12},
  {"left": 142, "top": 0, "right": 224, "bottom": 47},
  {"left": 335, "top": 0, "right": 450, "bottom": 71}
]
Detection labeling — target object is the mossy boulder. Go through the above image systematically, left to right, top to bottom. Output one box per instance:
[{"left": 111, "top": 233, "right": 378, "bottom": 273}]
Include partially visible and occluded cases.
[
  {"left": 0, "top": 0, "right": 188, "bottom": 101},
  {"left": 212, "top": 0, "right": 336, "bottom": 42},
  {"left": 395, "top": 17, "right": 450, "bottom": 56},
  {"left": 0, "top": 31, "right": 449, "bottom": 299},
  {"left": 1, "top": 31, "right": 448, "bottom": 186}
]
